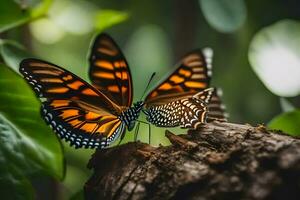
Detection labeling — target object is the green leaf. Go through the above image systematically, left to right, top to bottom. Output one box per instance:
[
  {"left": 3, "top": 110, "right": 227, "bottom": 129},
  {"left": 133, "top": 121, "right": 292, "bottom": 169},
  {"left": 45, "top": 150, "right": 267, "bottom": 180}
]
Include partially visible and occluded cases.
[
  {"left": 0, "top": 0, "right": 53, "bottom": 33},
  {"left": 30, "top": 0, "right": 53, "bottom": 19},
  {"left": 199, "top": 0, "right": 247, "bottom": 33},
  {"left": 94, "top": 10, "right": 129, "bottom": 31},
  {"left": 249, "top": 19, "right": 300, "bottom": 97},
  {"left": 0, "top": 39, "right": 32, "bottom": 73},
  {"left": 0, "top": 63, "right": 64, "bottom": 180},
  {"left": 268, "top": 110, "right": 300, "bottom": 136},
  {"left": 0, "top": 115, "right": 35, "bottom": 200},
  {"left": 0, "top": 159, "right": 34, "bottom": 200}
]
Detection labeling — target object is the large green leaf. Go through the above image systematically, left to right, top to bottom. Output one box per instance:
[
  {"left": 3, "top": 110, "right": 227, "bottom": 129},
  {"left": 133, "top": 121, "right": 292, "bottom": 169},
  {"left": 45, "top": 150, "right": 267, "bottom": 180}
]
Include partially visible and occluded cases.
[
  {"left": 0, "top": 0, "right": 52, "bottom": 33},
  {"left": 199, "top": 0, "right": 247, "bottom": 33},
  {"left": 249, "top": 19, "right": 300, "bottom": 97},
  {"left": 0, "top": 40, "right": 64, "bottom": 178},
  {"left": 0, "top": 63, "right": 64, "bottom": 179},
  {"left": 268, "top": 110, "right": 300, "bottom": 136},
  {"left": 0, "top": 115, "right": 35, "bottom": 200},
  {"left": 0, "top": 161, "right": 34, "bottom": 200},
  {"left": 0, "top": 166, "right": 33, "bottom": 200}
]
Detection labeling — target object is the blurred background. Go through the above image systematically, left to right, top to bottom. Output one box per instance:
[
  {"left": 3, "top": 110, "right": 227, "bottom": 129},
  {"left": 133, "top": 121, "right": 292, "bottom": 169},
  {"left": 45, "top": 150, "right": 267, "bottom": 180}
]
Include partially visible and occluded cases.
[{"left": 0, "top": 0, "right": 300, "bottom": 199}]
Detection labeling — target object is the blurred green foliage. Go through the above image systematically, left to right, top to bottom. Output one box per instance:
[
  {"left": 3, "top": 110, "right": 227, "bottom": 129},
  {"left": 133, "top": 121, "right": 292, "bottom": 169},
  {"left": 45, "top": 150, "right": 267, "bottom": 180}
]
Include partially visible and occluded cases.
[
  {"left": 0, "top": 0, "right": 300, "bottom": 199},
  {"left": 0, "top": 0, "right": 52, "bottom": 32},
  {"left": 199, "top": 0, "right": 247, "bottom": 33},
  {"left": 95, "top": 10, "right": 129, "bottom": 31},
  {"left": 248, "top": 19, "right": 300, "bottom": 135},
  {"left": 249, "top": 19, "right": 300, "bottom": 97},
  {"left": 0, "top": 40, "right": 32, "bottom": 72},
  {"left": 280, "top": 98, "right": 295, "bottom": 113}
]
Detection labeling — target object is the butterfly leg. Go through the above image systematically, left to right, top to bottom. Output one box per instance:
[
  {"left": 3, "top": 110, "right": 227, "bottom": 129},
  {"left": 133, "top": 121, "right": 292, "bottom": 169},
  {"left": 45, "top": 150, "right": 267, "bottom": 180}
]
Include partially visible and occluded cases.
[
  {"left": 136, "top": 120, "right": 151, "bottom": 145},
  {"left": 134, "top": 122, "right": 140, "bottom": 142},
  {"left": 148, "top": 124, "right": 151, "bottom": 144},
  {"left": 117, "top": 129, "right": 127, "bottom": 146}
]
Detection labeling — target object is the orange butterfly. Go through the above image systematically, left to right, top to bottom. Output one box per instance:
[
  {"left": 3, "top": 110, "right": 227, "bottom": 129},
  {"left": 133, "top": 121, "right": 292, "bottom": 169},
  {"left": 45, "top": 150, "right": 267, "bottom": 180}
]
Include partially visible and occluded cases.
[
  {"left": 19, "top": 33, "right": 225, "bottom": 149},
  {"left": 20, "top": 34, "right": 143, "bottom": 149},
  {"left": 143, "top": 48, "right": 226, "bottom": 128}
]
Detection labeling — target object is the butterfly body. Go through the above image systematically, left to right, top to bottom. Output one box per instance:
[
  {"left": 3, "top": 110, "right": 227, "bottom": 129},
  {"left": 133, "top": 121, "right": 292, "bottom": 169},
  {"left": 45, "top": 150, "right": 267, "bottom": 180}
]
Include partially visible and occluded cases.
[{"left": 119, "top": 101, "right": 144, "bottom": 131}]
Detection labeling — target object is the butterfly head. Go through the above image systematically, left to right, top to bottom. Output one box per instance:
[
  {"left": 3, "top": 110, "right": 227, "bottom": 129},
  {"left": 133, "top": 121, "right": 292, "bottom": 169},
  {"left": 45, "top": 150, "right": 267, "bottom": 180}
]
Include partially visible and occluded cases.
[
  {"left": 121, "top": 101, "right": 145, "bottom": 131},
  {"left": 129, "top": 101, "right": 145, "bottom": 130},
  {"left": 133, "top": 101, "right": 145, "bottom": 111}
]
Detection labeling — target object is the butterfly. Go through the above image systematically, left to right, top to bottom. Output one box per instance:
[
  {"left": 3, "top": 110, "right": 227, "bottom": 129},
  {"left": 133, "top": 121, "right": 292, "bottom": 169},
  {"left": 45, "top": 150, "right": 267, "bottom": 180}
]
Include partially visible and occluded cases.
[
  {"left": 19, "top": 33, "right": 225, "bottom": 149},
  {"left": 19, "top": 34, "right": 145, "bottom": 149},
  {"left": 143, "top": 48, "right": 227, "bottom": 128}
]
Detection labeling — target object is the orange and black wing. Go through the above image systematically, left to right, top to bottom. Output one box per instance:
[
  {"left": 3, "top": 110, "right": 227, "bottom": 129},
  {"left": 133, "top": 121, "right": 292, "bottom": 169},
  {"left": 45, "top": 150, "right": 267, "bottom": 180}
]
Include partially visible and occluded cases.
[
  {"left": 89, "top": 33, "right": 133, "bottom": 107},
  {"left": 145, "top": 49, "right": 211, "bottom": 107},
  {"left": 20, "top": 58, "right": 125, "bottom": 148},
  {"left": 42, "top": 100, "right": 125, "bottom": 148}
]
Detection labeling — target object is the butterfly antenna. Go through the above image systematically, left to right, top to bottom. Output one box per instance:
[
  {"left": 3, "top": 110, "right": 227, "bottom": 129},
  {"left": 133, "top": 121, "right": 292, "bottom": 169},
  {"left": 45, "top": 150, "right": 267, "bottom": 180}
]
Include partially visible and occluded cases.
[{"left": 140, "top": 72, "right": 156, "bottom": 101}]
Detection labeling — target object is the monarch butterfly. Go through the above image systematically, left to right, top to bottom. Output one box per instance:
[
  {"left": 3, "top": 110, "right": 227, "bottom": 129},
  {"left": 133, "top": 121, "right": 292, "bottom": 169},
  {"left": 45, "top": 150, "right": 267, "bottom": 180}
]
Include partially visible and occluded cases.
[
  {"left": 19, "top": 33, "right": 224, "bottom": 149},
  {"left": 143, "top": 47, "right": 227, "bottom": 128}
]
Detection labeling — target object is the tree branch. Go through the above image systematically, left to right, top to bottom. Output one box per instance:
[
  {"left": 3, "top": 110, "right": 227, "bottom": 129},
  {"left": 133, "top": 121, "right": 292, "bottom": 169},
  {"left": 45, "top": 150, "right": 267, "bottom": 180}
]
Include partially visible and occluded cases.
[{"left": 84, "top": 122, "right": 300, "bottom": 200}]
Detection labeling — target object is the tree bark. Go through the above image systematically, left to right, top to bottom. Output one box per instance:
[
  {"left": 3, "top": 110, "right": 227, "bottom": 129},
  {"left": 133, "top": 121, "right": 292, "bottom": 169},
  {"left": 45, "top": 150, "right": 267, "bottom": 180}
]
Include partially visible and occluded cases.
[{"left": 84, "top": 122, "right": 300, "bottom": 200}]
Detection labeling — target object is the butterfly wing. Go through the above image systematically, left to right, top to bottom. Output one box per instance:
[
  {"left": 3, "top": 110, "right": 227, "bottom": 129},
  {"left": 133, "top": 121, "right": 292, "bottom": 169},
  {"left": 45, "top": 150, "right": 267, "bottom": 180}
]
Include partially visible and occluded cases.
[
  {"left": 89, "top": 33, "right": 133, "bottom": 107},
  {"left": 145, "top": 49, "right": 211, "bottom": 107},
  {"left": 200, "top": 49, "right": 228, "bottom": 122},
  {"left": 20, "top": 58, "right": 125, "bottom": 148},
  {"left": 144, "top": 88, "right": 214, "bottom": 129},
  {"left": 182, "top": 88, "right": 214, "bottom": 128},
  {"left": 206, "top": 88, "right": 228, "bottom": 122},
  {"left": 42, "top": 100, "right": 125, "bottom": 148}
]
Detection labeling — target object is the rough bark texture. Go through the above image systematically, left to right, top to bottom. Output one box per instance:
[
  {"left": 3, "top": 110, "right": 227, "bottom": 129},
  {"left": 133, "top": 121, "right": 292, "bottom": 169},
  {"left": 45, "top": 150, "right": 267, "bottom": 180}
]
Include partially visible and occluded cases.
[{"left": 84, "top": 122, "right": 300, "bottom": 200}]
